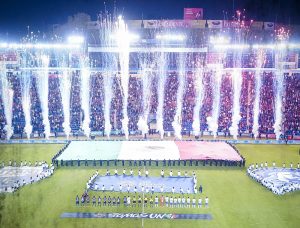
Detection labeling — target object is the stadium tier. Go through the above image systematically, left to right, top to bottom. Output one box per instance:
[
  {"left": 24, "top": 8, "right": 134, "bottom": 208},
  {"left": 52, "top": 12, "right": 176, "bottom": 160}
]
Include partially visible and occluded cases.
[
  {"left": 1, "top": 17, "right": 300, "bottom": 141},
  {"left": 0, "top": 71, "right": 299, "bottom": 140}
]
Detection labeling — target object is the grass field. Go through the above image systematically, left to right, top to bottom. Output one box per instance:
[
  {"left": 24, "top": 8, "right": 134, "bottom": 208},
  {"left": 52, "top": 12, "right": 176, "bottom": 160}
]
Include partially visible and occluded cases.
[{"left": 0, "top": 143, "right": 300, "bottom": 228}]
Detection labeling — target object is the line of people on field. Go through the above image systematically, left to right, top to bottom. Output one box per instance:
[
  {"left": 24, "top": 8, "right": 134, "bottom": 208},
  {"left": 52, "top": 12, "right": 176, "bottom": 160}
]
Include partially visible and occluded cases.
[
  {"left": 86, "top": 169, "right": 202, "bottom": 194},
  {"left": 76, "top": 193, "right": 209, "bottom": 208}
]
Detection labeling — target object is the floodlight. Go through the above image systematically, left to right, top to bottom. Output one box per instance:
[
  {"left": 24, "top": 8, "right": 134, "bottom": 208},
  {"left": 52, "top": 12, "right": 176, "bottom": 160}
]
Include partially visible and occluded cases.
[
  {"left": 156, "top": 34, "right": 186, "bottom": 41},
  {"left": 67, "top": 35, "right": 84, "bottom": 44},
  {"left": 210, "top": 36, "right": 230, "bottom": 44},
  {"left": 213, "top": 44, "right": 250, "bottom": 50}
]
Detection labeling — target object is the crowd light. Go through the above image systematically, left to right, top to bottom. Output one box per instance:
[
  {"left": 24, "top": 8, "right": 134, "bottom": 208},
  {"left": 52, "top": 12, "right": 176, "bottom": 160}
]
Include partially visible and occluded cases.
[
  {"left": 110, "top": 33, "right": 140, "bottom": 43},
  {"left": 128, "top": 33, "right": 140, "bottom": 41},
  {"left": 156, "top": 34, "right": 186, "bottom": 41},
  {"left": 67, "top": 35, "right": 85, "bottom": 44},
  {"left": 210, "top": 36, "right": 230, "bottom": 44},
  {"left": 0, "top": 42, "right": 81, "bottom": 50},
  {"left": 213, "top": 43, "right": 300, "bottom": 50},
  {"left": 252, "top": 43, "right": 300, "bottom": 50},
  {"left": 289, "top": 43, "right": 300, "bottom": 49},
  {"left": 213, "top": 44, "right": 250, "bottom": 50},
  {"left": 252, "top": 44, "right": 276, "bottom": 49}
]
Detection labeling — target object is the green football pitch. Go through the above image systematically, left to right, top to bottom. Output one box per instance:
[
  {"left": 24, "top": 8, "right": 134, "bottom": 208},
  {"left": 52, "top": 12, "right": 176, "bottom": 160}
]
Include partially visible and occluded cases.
[{"left": 0, "top": 143, "right": 299, "bottom": 228}]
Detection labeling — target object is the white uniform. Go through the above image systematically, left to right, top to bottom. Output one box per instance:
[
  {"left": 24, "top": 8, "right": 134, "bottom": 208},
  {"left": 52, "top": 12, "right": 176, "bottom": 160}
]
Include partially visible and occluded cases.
[
  {"left": 161, "top": 170, "right": 164, "bottom": 177},
  {"left": 170, "top": 171, "right": 173, "bottom": 177},
  {"left": 178, "top": 171, "right": 181, "bottom": 176},
  {"left": 160, "top": 186, "right": 164, "bottom": 193},
  {"left": 165, "top": 196, "right": 169, "bottom": 206},
  {"left": 127, "top": 197, "right": 131, "bottom": 206},
  {"left": 155, "top": 197, "right": 159, "bottom": 207},
  {"left": 170, "top": 197, "right": 173, "bottom": 207},
  {"left": 178, "top": 197, "right": 181, "bottom": 207},
  {"left": 182, "top": 197, "right": 186, "bottom": 207},
  {"left": 205, "top": 197, "right": 209, "bottom": 207},
  {"left": 174, "top": 198, "right": 178, "bottom": 207},
  {"left": 187, "top": 198, "right": 191, "bottom": 207},
  {"left": 192, "top": 198, "right": 196, "bottom": 207},
  {"left": 198, "top": 198, "right": 202, "bottom": 207}
]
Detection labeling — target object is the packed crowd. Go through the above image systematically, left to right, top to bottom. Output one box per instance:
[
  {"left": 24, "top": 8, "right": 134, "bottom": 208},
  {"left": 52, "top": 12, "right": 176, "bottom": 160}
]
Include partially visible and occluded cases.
[{"left": 0, "top": 68, "right": 300, "bottom": 138}]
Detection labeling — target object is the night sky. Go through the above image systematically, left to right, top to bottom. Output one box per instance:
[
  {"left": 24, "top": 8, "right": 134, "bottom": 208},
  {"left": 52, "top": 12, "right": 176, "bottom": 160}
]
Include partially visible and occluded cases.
[{"left": 0, "top": 0, "right": 299, "bottom": 37}]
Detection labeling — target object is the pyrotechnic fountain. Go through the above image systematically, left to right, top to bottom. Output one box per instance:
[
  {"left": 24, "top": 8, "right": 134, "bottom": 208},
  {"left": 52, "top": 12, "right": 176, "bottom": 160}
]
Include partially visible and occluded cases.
[
  {"left": 98, "top": 15, "right": 118, "bottom": 138},
  {"left": 116, "top": 16, "right": 130, "bottom": 139},
  {"left": 253, "top": 50, "right": 264, "bottom": 139},
  {"left": 156, "top": 52, "right": 167, "bottom": 139},
  {"left": 172, "top": 53, "right": 187, "bottom": 139},
  {"left": 273, "top": 53, "right": 285, "bottom": 140},
  {"left": 36, "top": 54, "right": 50, "bottom": 139},
  {"left": 80, "top": 56, "right": 91, "bottom": 138},
  {"left": 59, "top": 58, "right": 72, "bottom": 139},
  {"left": 138, "top": 59, "right": 153, "bottom": 137},
  {"left": 192, "top": 60, "right": 205, "bottom": 137},
  {"left": 0, "top": 63, "right": 14, "bottom": 139},
  {"left": 207, "top": 66, "right": 222, "bottom": 138},
  {"left": 229, "top": 69, "right": 242, "bottom": 139},
  {"left": 20, "top": 72, "right": 33, "bottom": 138}
]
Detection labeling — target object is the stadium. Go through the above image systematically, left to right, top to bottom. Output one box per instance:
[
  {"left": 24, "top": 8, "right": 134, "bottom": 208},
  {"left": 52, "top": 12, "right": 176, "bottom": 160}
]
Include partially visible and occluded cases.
[{"left": 0, "top": 2, "right": 300, "bottom": 228}]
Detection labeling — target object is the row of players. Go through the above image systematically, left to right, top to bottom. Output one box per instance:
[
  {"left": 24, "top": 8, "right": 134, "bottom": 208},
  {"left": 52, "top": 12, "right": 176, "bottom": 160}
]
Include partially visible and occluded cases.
[
  {"left": 1, "top": 160, "right": 50, "bottom": 168},
  {"left": 250, "top": 162, "right": 300, "bottom": 169},
  {"left": 103, "top": 169, "right": 197, "bottom": 178},
  {"left": 92, "top": 184, "right": 203, "bottom": 194},
  {"left": 76, "top": 194, "right": 209, "bottom": 208}
]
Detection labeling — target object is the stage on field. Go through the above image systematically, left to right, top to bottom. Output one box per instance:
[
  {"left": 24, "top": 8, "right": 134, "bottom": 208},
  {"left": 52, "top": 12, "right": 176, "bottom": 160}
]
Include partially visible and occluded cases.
[{"left": 54, "top": 140, "right": 243, "bottom": 162}]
